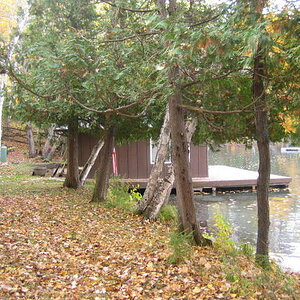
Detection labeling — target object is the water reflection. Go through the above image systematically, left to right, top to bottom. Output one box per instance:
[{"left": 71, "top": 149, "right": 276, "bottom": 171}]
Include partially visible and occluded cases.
[{"left": 195, "top": 143, "right": 300, "bottom": 272}]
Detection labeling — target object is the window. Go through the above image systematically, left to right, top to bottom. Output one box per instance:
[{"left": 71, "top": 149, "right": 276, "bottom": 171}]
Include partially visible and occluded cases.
[{"left": 150, "top": 139, "right": 191, "bottom": 165}]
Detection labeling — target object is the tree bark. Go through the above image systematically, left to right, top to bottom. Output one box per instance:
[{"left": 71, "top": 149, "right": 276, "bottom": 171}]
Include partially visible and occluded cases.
[
  {"left": 250, "top": 0, "right": 270, "bottom": 267},
  {"left": 0, "top": 3, "right": 31, "bottom": 148},
  {"left": 253, "top": 43, "right": 270, "bottom": 266},
  {"left": 169, "top": 67, "right": 208, "bottom": 245},
  {"left": 137, "top": 107, "right": 171, "bottom": 213},
  {"left": 141, "top": 117, "right": 197, "bottom": 221},
  {"left": 63, "top": 121, "right": 80, "bottom": 189},
  {"left": 26, "top": 122, "right": 36, "bottom": 158},
  {"left": 42, "top": 124, "right": 56, "bottom": 159},
  {"left": 91, "top": 127, "right": 115, "bottom": 202},
  {"left": 44, "top": 135, "right": 61, "bottom": 161},
  {"left": 80, "top": 137, "right": 104, "bottom": 186}
]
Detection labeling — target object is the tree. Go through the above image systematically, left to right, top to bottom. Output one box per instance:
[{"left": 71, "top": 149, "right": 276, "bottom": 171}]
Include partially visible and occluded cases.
[
  {"left": 0, "top": 0, "right": 30, "bottom": 147},
  {"left": 7, "top": 0, "right": 159, "bottom": 193},
  {"left": 91, "top": 127, "right": 115, "bottom": 202}
]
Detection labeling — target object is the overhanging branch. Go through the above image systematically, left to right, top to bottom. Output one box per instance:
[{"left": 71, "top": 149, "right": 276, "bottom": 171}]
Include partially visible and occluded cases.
[
  {"left": 97, "top": 0, "right": 158, "bottom": 13},
  {"left": 188, "top": 13, "right": 222, "bottom": 29},
  {"left": 100, "top": 31, "right": 160, "bottom": 43},
  {"left": 179, "top": 104, "right": 253, "bottom": 115}
]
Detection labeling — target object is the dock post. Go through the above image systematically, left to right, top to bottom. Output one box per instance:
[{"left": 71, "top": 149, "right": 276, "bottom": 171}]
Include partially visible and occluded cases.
[{"left": 212, "top": 187, "right": 216, "bottom": 195}]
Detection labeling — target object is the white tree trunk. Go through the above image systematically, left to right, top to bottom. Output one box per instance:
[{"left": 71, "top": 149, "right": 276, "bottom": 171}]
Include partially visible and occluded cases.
[
  {"left": 0, "top": 2, "right": 30, "bottom": 147},
  {"left": 0, "top": 75, "right": 6, "bottom": 147},
  {"left": 137, "top": 106, "right": 171, "bottom": 212},
  {"left": 142, "top": 118, "right": 197, "bottom": 221},
  {"left": 26, "top": 122, "right": 36, "bottom": 158},
  {"left": 42, "top": 124, "right": 56, "bottom": 159},
  {"left": 44, "top": 135, "right": 62, "bottom": 161},
  {"left": 79, "top": 137, "right": 104, "bottom": 186}
]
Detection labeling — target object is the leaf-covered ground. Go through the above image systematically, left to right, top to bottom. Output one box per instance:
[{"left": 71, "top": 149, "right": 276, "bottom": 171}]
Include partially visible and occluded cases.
[{"left": 1, "top": 161, "right": 300, "bottom": 299}]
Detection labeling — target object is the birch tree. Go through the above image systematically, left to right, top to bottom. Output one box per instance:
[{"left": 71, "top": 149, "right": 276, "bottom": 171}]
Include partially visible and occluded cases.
[{"left": 0, "top": 0, "right": 30, "bottom": 147}]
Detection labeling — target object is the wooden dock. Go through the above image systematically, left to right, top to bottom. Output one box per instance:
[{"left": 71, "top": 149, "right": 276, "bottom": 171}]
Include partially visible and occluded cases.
[
  {"left": 121, "top": 165, "right": 292, "bottom": 192},
  {"left": 192, "top": 165, "right": 292, "bottom": 192}
]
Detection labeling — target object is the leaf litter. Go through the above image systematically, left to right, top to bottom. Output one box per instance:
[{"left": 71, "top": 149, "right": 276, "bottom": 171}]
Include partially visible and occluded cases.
[{"left": 0, "top": 163, "right": 299, "bottom": 299}]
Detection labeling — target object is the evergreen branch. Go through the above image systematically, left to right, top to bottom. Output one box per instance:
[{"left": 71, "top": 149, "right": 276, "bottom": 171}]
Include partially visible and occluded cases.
[
  {"left": 97, "top": 0, "right": 158, "bottom": 13},
  {"left": 188, "top": 13, "right": 222, "bottom": 29},
  {"left": 100, "top": 31, "right": 160, "bottom": 43},
  {"left": 8, "top": 65, "right": 59, "bottom": 100},
  {"left": 181, "top": 69, "right": 242, "bottom": 89},
  {"left": 68, "top": 92, "right": 139, "bottom": 115},
  {"left": 179, "top": 104, "right": 253, "bottom": 115}
]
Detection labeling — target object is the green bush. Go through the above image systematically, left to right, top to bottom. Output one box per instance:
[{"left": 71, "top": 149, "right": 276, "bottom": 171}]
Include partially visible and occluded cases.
[{"left": 106, "top": 178, "right": 142, "bottom": 212}]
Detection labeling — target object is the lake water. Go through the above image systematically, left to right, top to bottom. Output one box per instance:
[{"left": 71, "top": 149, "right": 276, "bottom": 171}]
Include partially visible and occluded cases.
[{"left": 194, "top": 143, "right": 300, "bottom": 273}]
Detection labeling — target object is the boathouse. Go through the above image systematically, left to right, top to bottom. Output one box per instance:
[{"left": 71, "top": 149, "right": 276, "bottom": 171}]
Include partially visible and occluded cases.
[
  {"left": 78, "top": 133, "right": 292, "bottom": 191},
  {"left": 78, "top": 133, "right": 208, "bottom": 188}
]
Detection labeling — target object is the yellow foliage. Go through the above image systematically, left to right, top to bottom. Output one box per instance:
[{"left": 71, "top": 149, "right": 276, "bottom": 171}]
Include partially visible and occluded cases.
[
  {"left": 0, "top": 0, "right": 26, "bottom": 41},
  {"left": 272, "top": 45, "right": 282, "bottom": 53},
  {"left": 279, "top": 112, "right": 298, "bottom": 133}
]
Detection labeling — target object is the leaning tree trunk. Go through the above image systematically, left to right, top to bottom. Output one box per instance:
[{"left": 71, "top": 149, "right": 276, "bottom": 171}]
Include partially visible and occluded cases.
[
  {"left": 253, "top": 42, "right": 270, "bottom": 267},
  {"left": 169, "top": 67, "right": 208, "bottom": 246},
  {"left": 137, "top": 107, "right": 171, "bottom": 213},
  {"left": 142, "top": 117, "right": 197, "bottom": 221},
  {"left": 63, "top": 121, "right": 80, "bottom": 189},
  {"left": 26, "top": 122, "right": 36, "bottom": 158},
  {"left": 42, "top": 124, "right": 56, "bottom": 159},
  {"left": 91, "top": 127, "right": 115, "bottom": 203},
  {"left": 44, "top": 135, "right": 62, "bottom": 161},
  {"left": 80, "top": 137, "right": 104, "bottom": 186}
]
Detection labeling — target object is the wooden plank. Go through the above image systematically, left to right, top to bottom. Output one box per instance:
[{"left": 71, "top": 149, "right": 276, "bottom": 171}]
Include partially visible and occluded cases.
[
  {"left": 136, "top": 140, "right": 149, "bottom": 179},
  {"left": 127, "top": 142, "right": 138, "bottom": 179},
  {"left": 117, "top": 143, "right": 129, "bottom": 178},
  {"left": 190, "top": 145, "right": 199, "bottom": 177},
  {"left": 199, "top": 145, "right": 208, "bottom": 177}
]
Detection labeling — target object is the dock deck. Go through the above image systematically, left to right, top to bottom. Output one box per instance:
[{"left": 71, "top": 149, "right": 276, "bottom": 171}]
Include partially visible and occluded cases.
[
  {"left": 122, "top": 165, "right": 292, "bottom": 191},
  {"left": 192, "top": 165, "right": 292, "bottom": 192}
]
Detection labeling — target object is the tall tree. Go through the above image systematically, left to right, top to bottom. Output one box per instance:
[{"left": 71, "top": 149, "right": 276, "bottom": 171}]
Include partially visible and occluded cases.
[{"left": 0, "top": 0, "right": 30, "bottom": 147}]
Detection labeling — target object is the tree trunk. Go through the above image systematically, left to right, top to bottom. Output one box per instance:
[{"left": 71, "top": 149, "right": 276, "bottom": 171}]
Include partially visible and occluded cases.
[
  {"left": 249, "top": 0, "right": 270, "bottom": 267},
  {"left": 0, "top": 3, "right": 31, "bottom": 148},
  {"left": 253, "top": 43, "right": 270, "bottom": 267},
  {"left": 168, "top": 67, "right": 208, "bottom": 245},
  {"left": 0, "top": 75, "right": 6, "bottom": 148},
  {"left": 137, "top": 107, "right": 171, "bottom": 213},
  {"left": 141, "top": 118, "right": 197, "bottom": 221},
  {"left": 63, "top": 121, "right": 80, "bottom": 189},
  {"left": 26, "top": 122, "right": 36, "bottom": 158},
  {"left": 42, "top": 124, "right": 56, "bottom": 159},
  {"left": 91, "top": 127, "right": 115, "bottom": 202},
  {"left": 44, "top": 135, "right": 61, "bottom": 161},
  {"left": 80, "top": 137, "right": 104, "bottom": 186},
  {"left": 143, "top": 166, "right": 174, "bottom": 221}
]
